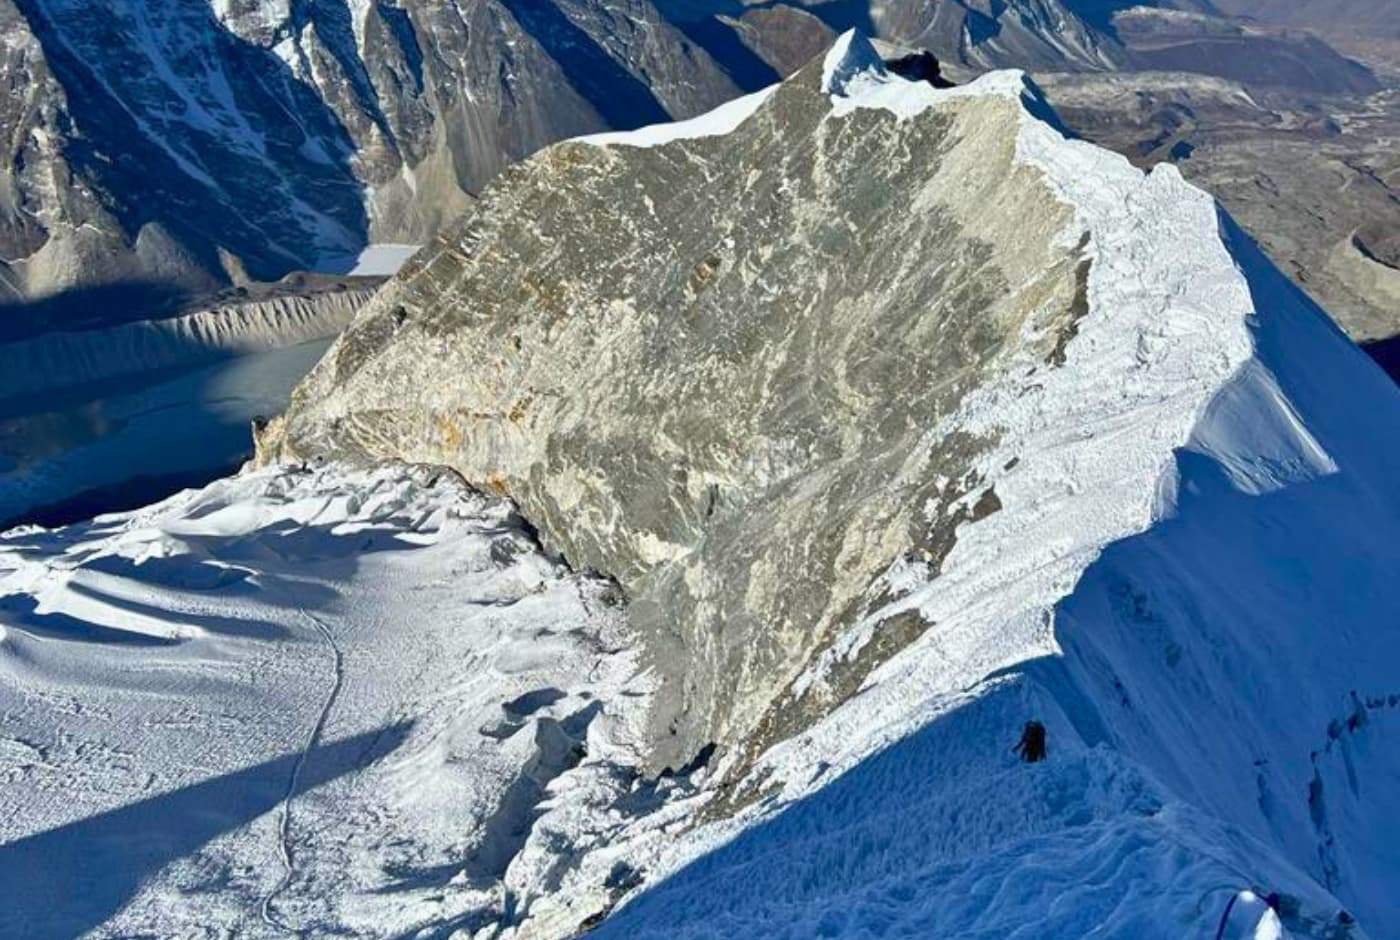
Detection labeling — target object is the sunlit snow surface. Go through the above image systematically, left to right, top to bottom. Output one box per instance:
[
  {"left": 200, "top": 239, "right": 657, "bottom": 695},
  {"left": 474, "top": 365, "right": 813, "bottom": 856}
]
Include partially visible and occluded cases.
[
  {"left": 574, "top": 87, "right": 778, "bottom": 149},
  {"left": 340, "top": 244, "right": 421, "bottom": 277},
  {"left": 0, "top": 464, "right": 652, "bottom": 937}
]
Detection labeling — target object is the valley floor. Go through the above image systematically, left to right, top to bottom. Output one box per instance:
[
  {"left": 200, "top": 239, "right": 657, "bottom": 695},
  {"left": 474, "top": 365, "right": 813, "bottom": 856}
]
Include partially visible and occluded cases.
[{"left": 0, "top": 337, "right": 332, "bottom": 529}]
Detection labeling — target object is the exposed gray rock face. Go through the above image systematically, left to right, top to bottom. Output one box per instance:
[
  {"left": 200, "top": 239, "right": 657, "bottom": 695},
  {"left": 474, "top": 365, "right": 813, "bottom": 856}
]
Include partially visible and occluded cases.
[
  {"left": 0, "top": 0, "right": 745, "bottom": 307},
  {"left": 0, "top": 0, "right": 230, "bottom": 306},
  {"left": 259, "top": 51, "right": 1092, "bottom": 771}
]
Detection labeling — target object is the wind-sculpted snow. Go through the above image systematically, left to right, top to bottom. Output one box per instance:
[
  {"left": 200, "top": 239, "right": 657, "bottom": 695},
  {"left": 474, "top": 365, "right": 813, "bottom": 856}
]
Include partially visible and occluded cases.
[{"left": 0, "top": 463, "right": 660, "bottom": 937}]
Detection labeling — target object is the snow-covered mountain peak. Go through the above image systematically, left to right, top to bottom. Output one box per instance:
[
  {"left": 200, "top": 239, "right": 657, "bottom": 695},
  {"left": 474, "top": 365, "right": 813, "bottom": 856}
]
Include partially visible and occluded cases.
[
  {"left": 819, "top": 28, "right": 888, "bottom": 96},
  {"left": 6, "top": 31, "right": 1400, "bottom": 940},
  {"left": 248, "top": 34, "right": 1400, "bottom": 936}
]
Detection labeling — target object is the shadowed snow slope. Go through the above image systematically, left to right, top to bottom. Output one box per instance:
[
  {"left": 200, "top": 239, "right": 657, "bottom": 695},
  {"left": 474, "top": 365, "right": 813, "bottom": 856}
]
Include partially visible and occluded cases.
[
  {"left": 2, "top": 31, "right": 1398, "bottom": 940},
  {"left": 582, "top": 212, "right": 1400, "bottom": 940}
]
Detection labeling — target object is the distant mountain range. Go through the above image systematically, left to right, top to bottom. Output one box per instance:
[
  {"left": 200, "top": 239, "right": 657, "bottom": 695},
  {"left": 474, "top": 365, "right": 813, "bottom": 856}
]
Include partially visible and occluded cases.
[
  {"left": 0, "top": 0, "right": 1394, "bottom": 341},
  {"left": 0, "top": 0, "right": 745, "bottom": 316},
  {"left": 1207, "top": 0, "right": 1400, "bottom": 39}
]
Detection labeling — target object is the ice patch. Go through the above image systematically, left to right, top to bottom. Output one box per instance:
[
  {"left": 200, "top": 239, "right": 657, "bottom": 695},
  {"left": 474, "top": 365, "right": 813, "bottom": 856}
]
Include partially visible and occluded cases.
[
  {"left": 574, "top": 87, "right": 777, "bottom": 149},
  {"left": 318, "top": 243, "right": 421, "bottom": 277},
  {"left": 344, "top": 243, "right": 419, "bottom": 277}
]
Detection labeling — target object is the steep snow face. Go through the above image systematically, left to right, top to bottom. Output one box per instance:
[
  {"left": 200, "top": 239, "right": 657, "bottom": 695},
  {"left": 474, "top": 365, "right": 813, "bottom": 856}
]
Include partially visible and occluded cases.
[
  {"left": 820, "top": 27, "right": 889, "bottom": 95},
  {"left": 1048, "top": 225, "right": 1400, "bottom": 931},
  {"left": 616, "top": 228, "right": 1400, "bottom": 937},
  {"left": 0, "top": 464, "right": 656, "bottom": 937}
]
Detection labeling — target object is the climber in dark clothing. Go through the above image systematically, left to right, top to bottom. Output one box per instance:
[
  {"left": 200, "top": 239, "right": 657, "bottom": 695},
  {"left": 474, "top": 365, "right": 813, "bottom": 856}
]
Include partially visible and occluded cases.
[{"left": 1014, "top": 720, "right": 1047, "bottom": 763}]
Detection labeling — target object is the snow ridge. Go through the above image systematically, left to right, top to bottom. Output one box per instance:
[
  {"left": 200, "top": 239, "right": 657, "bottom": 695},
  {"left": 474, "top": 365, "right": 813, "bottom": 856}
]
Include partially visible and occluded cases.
[
  {"left": 819, "top": 29, "right": 887, "bottom": 96},
  {"left": 583, "top": 32, "right": 1395, "bottom": 940},
  {"left": 574, "top": 87, "right": 778, "bottom": 150}
]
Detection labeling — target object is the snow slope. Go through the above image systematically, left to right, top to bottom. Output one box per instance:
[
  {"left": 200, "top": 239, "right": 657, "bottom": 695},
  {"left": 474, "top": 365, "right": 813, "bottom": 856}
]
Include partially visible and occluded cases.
[
  {"left": 575, "top": 86, "right": 778, "bottom": 148},
  {"left": 320, "top": 244, "right": 423, "bottom": 278},
  {"left": 0, "top": 464, "right": 652, "bottom": 937}
]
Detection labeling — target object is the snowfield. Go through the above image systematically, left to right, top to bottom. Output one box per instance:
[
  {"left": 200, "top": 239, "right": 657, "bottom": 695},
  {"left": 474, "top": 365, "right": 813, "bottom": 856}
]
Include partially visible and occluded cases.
[
  {"left": 1, "top": 31, "right": 1397, "bottom": 940},
  {"left": 326, "top": 244, "right": 423, "bottom": 278},
  {"left": 0, "top": 464, "right": 657, "bottom": 937}
]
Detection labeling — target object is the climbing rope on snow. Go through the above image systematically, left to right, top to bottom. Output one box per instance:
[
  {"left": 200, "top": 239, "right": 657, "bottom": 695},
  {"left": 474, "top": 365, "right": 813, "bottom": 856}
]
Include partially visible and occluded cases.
[{"left": 1213, "top": 890, "right": 1245, "bottom": 940}]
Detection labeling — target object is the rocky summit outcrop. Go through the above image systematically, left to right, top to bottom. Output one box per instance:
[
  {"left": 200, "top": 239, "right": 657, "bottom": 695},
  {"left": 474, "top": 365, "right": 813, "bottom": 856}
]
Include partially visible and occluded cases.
[
  {"left": 258, "top": 35, "right": 1107, "bottom": 773},
  {"left": 250, "top": 37, "right": 1400, "bottom": 934}
]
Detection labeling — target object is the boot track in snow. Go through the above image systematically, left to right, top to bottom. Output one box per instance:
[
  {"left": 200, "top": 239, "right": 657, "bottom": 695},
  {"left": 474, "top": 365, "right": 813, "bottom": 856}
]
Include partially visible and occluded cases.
[{"left": 259, "top": 608, "right": 346, "bottom": 931}]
